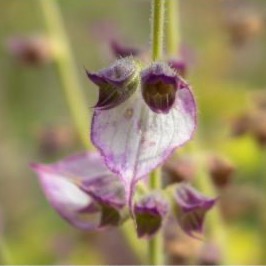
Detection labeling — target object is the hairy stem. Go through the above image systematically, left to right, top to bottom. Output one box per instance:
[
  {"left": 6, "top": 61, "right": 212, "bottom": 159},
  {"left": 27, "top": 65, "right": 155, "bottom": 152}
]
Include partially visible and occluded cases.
[
  {"left": 39, "top": 0, "right": 92, "bottom": 149},
  {"left": 149, "top": 0, "right": 166, "bottom": 264},
  {"left": 151, "top": 0, "right": 165, "bottom": 61},
  {"left": 166, "top": 0, "right": 181, "bottom": 57}
]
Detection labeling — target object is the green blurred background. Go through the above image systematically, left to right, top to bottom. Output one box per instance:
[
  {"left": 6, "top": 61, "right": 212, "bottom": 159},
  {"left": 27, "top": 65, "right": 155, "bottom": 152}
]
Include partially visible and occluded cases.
[{"left": 0, "top": 0, "right": 266, "bottom": 264}]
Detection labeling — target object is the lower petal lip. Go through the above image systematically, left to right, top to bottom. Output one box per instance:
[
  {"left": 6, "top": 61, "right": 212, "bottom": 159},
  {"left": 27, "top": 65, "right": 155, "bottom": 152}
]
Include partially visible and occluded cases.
[{"left": 91, "top": 84, "right": 197, "bottom": 198}]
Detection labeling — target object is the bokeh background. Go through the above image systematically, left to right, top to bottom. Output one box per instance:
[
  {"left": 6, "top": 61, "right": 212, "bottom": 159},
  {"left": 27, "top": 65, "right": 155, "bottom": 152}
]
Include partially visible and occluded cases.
[{"left": 1, "top": 0, "right": 266, "bottom": 264}]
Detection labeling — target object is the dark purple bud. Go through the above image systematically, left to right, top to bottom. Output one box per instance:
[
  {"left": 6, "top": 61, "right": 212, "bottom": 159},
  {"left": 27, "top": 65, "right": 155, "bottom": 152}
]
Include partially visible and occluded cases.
[
  {"left": 226, "top": 11, "right": 263, "bottom": 47},
  {"left": 6, "top": 35, "right": 53, "bottom": 66},
  {"left": 110, "top": 40, "right": 141, "bottom": 58},
  {"left": 86, "top": 58, "right": 139, "bottom": 110},
  {"left": 168, "top": 58, "right": 187, "bottom": 77},
  {"left": 141, "top": 62, "right": 187, "bottom": 114},
  {"left": 230, "top": 113, "right": 251, "bottom": 137},
  {"left": 35, "top": 124, "right": 75, "bottom": 158},
  {"left": 162, "top": 155, "right": 196, "bottom": 185},
  {"left": 208, "top": 155, "right": 235, "bottom": 188},
  {"left": 174, "top": 184, "right": 216, "bottom": 237},
  {"left": 134, "top": 193, "right": 169, "bottom": 238}
]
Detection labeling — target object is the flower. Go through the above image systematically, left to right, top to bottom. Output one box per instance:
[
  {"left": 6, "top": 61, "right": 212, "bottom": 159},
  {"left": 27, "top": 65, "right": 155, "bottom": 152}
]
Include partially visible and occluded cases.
[
  {"left": 6, "top": 35, "right": 53, "bottom": 66},
  {"left": 110, "top": 40, "right": 142, "bottom": 58},
  {"left": 88, "top": 58, "right": 197, "bottom": 198},
  {"left": 168, "top": 58, "right": 187, "bottom": 77},
  {"left": 31, "top": 152, "right": 126, "bottom": 230},
  {"left": 208, "top": 155, "right": 235, "bottom": 188},
  {"left": 173, "top": 183, "right": 216, "bottom": 237},
  {"left": 134, "top": 192, "right": 169, "bottom": 238}
]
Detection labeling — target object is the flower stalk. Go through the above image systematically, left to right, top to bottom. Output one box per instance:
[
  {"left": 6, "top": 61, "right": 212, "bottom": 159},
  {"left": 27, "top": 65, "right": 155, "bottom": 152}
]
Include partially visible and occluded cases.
[
  {"left": 39, "top": 0, "right": 92, "bottom": 150},
  {"left": 149, "top": 0, "right": 166, "bottom": 264},
  {"left": 151, "top": 0, "right": 165, "bottom": 61},
  {"left": 166, "top": 0, "right": 181, "bottom": 57},
  {"left": 148, "top": 169, "right": 164, "bottom": 265}
]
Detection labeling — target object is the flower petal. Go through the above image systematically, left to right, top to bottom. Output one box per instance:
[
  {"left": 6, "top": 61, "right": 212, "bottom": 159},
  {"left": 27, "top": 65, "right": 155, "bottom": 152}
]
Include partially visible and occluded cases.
[
  {"left": 91, "top": 85, "right": 197, "bottom": 195},
  {"left": 31, "top": 152, "right": 126, "bottom": 230}
]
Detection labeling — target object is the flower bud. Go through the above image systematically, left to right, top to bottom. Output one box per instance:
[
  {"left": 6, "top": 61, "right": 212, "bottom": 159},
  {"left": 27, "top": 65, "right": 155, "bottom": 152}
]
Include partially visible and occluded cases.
[
  {"left": 226, "top": 12, "right": 263, "bottom": 46},
  {"left": 6, "top": 35, "right": 53, "bottom": 66},
  {"left": 110, "top": 40, "right": 141, "bottom": 58},
  {"left": 86, "top": 57, "right": 139, "bottom": 110},
  {"left": 168, "top": 58, "right": 187, "bottom": 77},
  {"left": 141, "top": 62, "right": 187, "bottom": 113},
  {"left": 250, "top": 111, "right": 266, "bottom": 147},
  {"left": 230, "top": 113, "right": 251, "bottom": 137},
  {"left": 35, "top": 124, "right": 76, "bottom": 158},
  {"left": 162, "top": 155, "right": 196, "bottom": 185},
  {"left": 208, "top": 155, "right": 235, "bottom": 188},
  {"left": 173, "top": 183, "right": 216, "bottom": 237},
  {"left": 134, "top": 192, "right": 169, "bottom": 238}
]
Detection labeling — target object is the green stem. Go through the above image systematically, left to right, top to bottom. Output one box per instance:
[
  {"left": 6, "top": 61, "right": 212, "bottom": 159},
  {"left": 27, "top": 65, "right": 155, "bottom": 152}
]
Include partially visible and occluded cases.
[
  {"left": 39, "top": 0, "right": 92, "bottom": 150},
  {"left": 149, "top": 0, "right": 165, "bottom": 264},
  {"left": 151, "top": 0, "right": 165, "bottom": 61},
  {"left": 166, "top": 0, "right": 181, "bottom": 57},
  {"left": 148, "top": 169, "right": 164, "bottom": 265}
]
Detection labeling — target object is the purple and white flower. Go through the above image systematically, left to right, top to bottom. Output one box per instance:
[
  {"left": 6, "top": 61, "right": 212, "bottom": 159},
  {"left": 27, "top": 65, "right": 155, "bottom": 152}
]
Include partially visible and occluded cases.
[{"left": 87, "top": 58, "right": 197, "bottom": 198}]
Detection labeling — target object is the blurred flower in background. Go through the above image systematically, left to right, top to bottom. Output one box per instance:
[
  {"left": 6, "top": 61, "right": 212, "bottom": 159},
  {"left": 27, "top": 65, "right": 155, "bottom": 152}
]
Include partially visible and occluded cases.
[{"left": 6, "top": 35, "right": 54, "bottom": 66}]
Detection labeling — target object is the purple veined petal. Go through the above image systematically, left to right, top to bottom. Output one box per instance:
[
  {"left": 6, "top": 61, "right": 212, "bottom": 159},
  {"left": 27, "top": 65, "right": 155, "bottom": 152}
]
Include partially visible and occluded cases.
[
  {"left": 91, "top": 82, "right": 197, "bottom": 198},
  {"left": 30, "top": 152, "right": 126, "bottom": 230},
  {"left": 174, "top": 183, "right": 217, "bottom": 237},
  {"left": 134, "top": 193, "right": 169, "bottom": 238}
]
